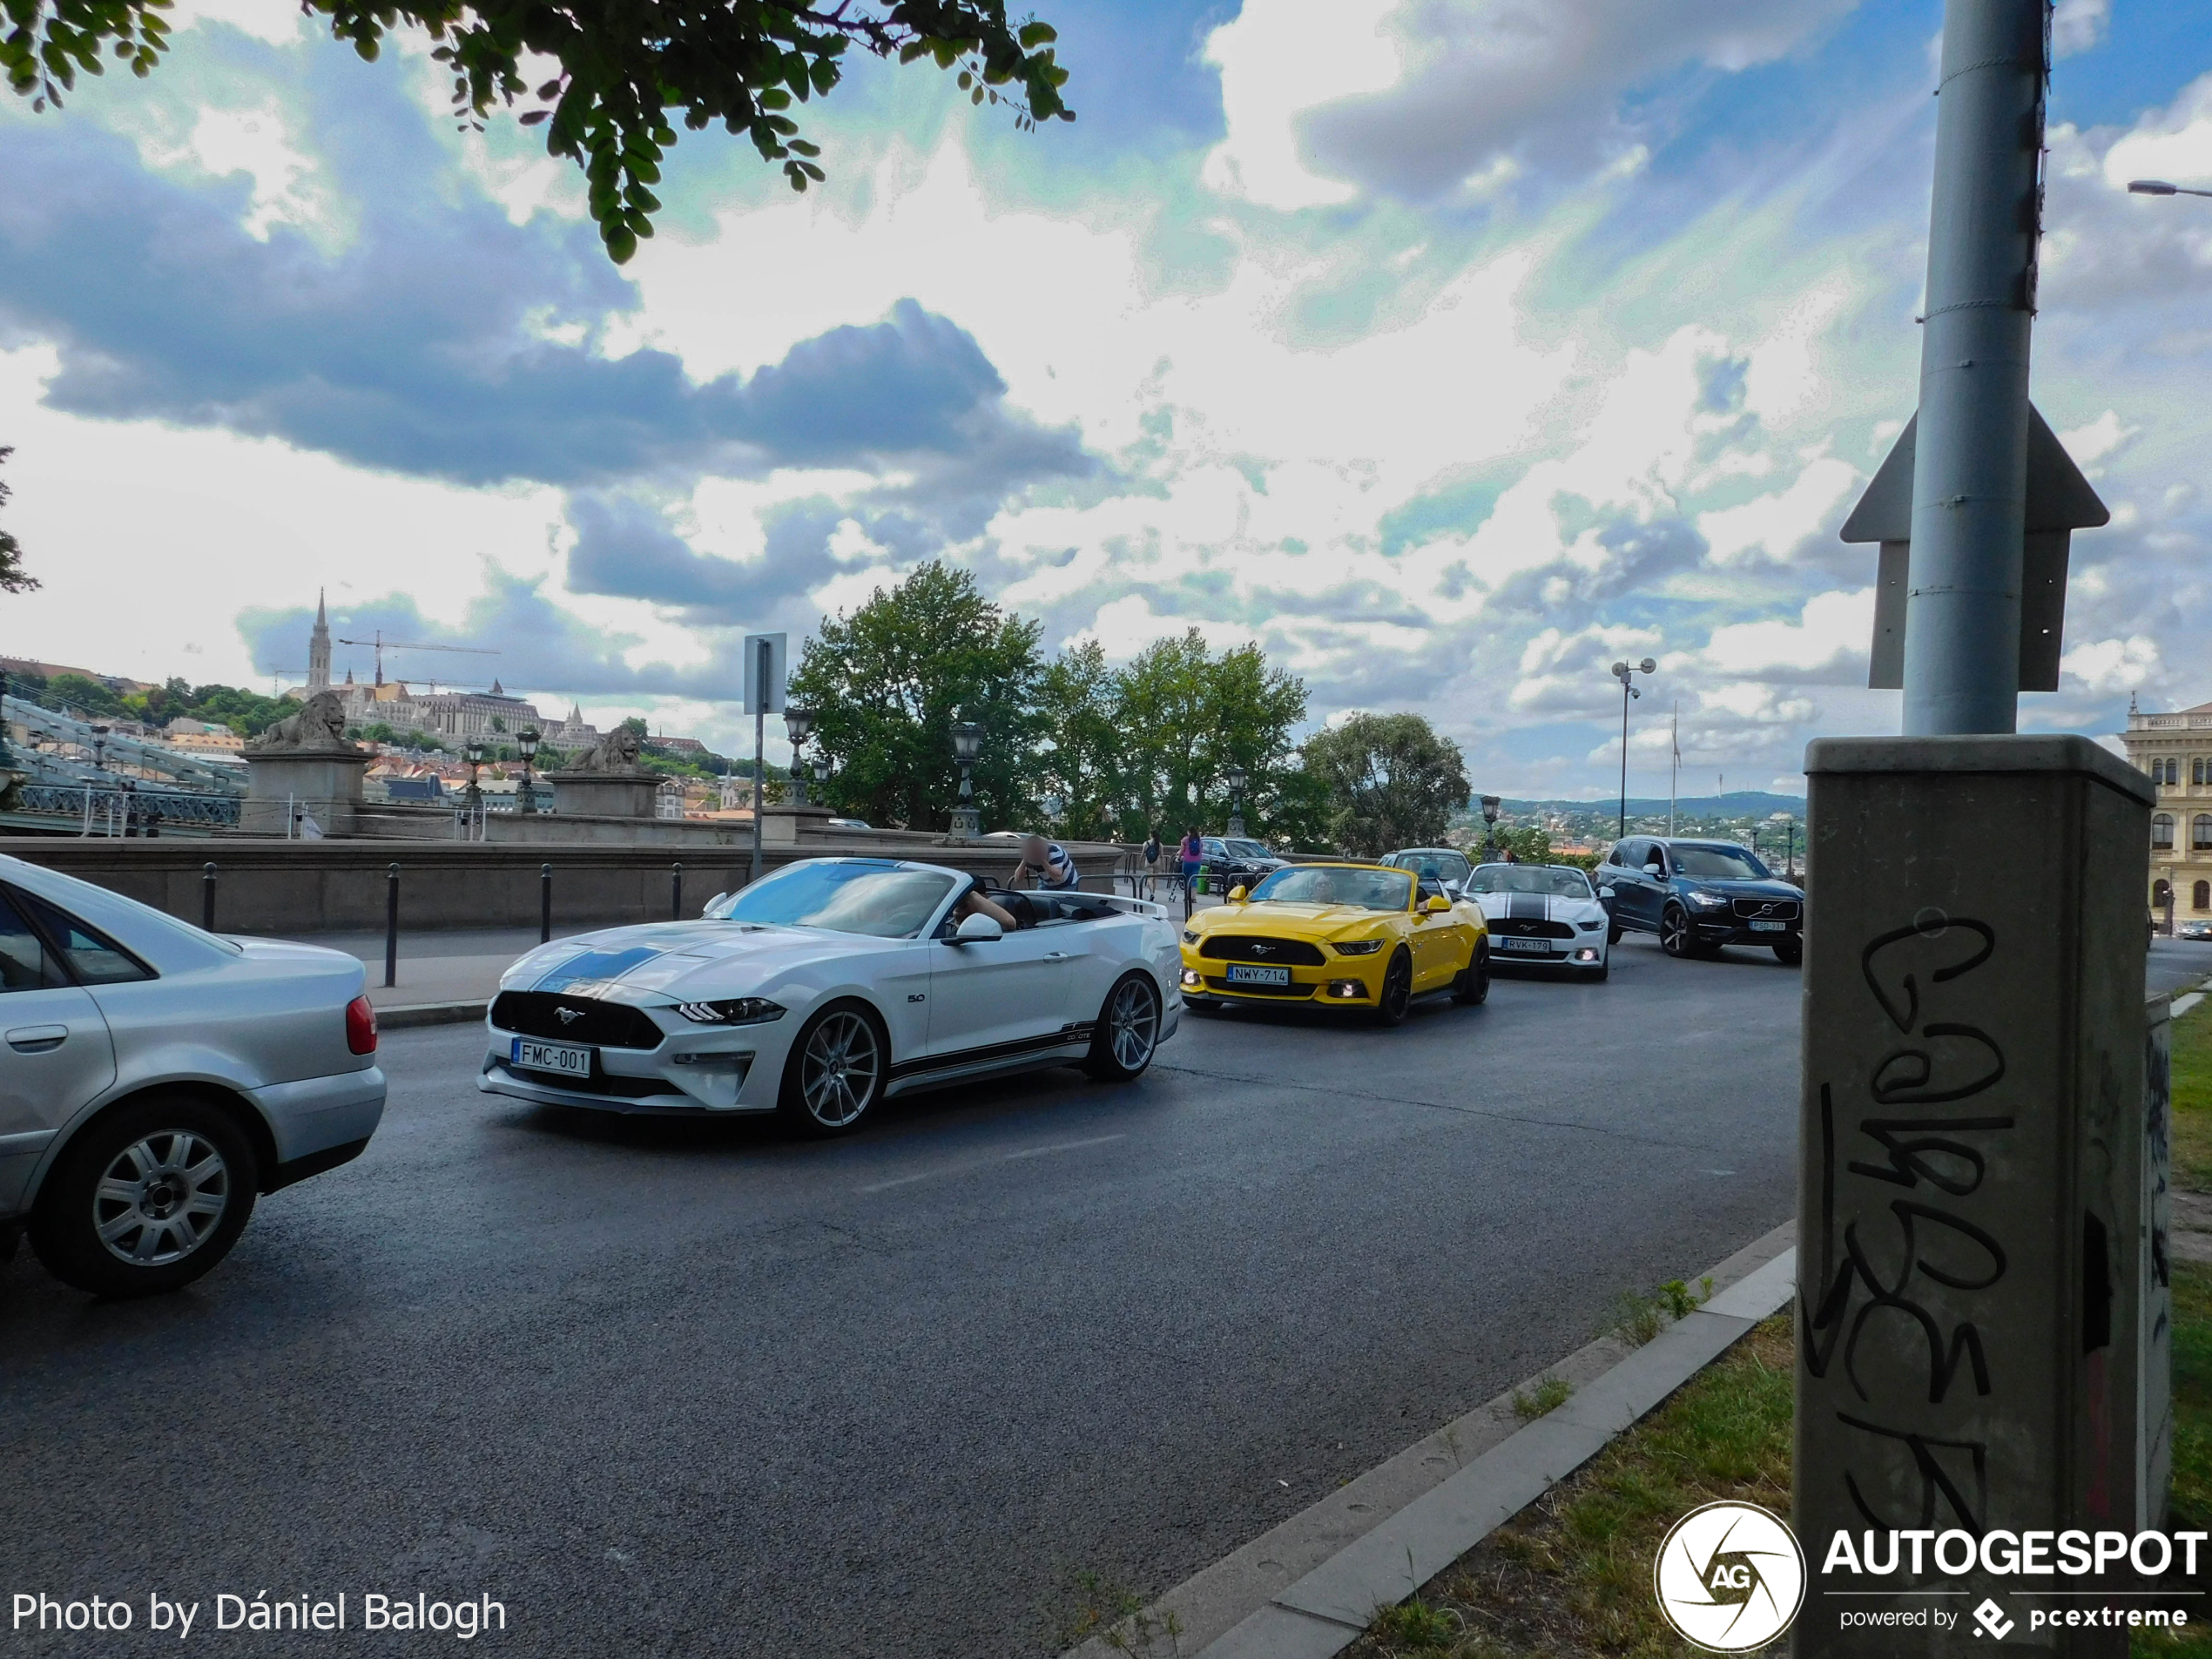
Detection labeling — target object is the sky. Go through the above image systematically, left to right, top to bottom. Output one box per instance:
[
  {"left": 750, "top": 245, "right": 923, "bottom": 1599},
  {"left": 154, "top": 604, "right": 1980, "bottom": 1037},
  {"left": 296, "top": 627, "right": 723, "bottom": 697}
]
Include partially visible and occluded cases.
[{"left": 1, "top": 0, "right": 2208, "bottom": 799}]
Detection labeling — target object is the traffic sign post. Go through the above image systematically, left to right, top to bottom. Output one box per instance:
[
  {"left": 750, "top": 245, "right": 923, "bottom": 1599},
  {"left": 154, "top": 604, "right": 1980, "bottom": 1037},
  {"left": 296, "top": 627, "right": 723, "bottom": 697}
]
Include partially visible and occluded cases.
[{"left": 742, "top": 633, "right": 787, "bottom": 887}]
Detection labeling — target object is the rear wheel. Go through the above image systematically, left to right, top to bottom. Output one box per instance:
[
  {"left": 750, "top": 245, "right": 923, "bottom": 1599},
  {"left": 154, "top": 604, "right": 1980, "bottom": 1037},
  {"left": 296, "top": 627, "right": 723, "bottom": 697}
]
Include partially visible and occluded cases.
[
  {"left": 1773, "top": 934, "right": 1803, "bottom": 967},
  {"left": 1451, "top": 939, "right": 1491, "bottom": 1005},
  {"left": 1372, "top": 949, "right": 1414, "bottom": 1027},
  {"left": 1085, "top": 974, "right": 1163, "bottom": 1082},
  {"left": 778, "top": 1001, "right": 887, "bottom": 1136},
  {"left": 30, "top": 1096, "right": 259, "bottom": 1298}
]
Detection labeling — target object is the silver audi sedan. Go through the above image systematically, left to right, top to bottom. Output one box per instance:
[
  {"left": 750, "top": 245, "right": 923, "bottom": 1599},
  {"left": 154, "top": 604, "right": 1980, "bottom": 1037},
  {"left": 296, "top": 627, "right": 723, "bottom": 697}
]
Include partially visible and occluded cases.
[{"left": 0, "top": 855, "right": 387, "bottom": 1296}]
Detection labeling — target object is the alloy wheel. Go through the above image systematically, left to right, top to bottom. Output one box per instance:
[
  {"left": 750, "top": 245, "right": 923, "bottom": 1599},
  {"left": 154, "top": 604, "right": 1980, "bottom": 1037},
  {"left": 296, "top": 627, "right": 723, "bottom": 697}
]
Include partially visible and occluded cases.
[
  {"left": 1661, "top": 907, "right": 1693, "bottom": 957},
  {"left": 1381, "top": 954, "right": 1413, "bottom": 1020},
  {"left": 1107, "top": 978, "right": 1160, "bottom": 1071},
  {"left": 801, "top": 1011, "right": 881, "bottom": 1129},
  {"left": 93, "top": 1132, "right": 231, "bottom": 1267}
]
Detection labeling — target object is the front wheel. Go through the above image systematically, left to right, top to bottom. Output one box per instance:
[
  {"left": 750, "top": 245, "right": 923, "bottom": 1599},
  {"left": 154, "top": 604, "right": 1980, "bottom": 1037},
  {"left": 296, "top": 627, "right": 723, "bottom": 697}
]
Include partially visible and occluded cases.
[
  {"left": 1660, "top": 905, "right": 1702, "bottom": 959},
  {"left": 1607, "top": 921, "right": 1623, "bottom": 945},
  {"left": 1773, "top": 935, "right": 1803, "bottom": 967},
  {"left": 1452, "top": 939, "right": 1491, "bottom": 1005},
  {"left": 1372, "top": 949, "right": 1414, "bottom": 1027},
  {"left": 1583, "top": 960, "right": 1611, "bottom": 983},
  {"left": 1085, "top": 974, "right": 1163, "bottom": 1081},
  {"left": 778, "top": 1001, "right": 887, "bottom": 1136},
  {"left": 30, "top": 1096, "right": 259, "bottom": 1298}
]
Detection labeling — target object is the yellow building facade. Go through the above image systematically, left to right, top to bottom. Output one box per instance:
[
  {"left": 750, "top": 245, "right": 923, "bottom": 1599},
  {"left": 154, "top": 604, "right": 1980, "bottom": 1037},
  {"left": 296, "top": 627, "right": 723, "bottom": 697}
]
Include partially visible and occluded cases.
[{"left": 2120, "top": 696, "right": 2212, "bottom": 923}]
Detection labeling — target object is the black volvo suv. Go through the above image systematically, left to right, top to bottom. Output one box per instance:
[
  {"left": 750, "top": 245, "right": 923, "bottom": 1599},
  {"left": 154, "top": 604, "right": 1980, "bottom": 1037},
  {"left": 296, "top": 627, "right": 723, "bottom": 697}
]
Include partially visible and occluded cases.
[{"left": 1593, "top": 836, "right": 1803, "bottom": 964}]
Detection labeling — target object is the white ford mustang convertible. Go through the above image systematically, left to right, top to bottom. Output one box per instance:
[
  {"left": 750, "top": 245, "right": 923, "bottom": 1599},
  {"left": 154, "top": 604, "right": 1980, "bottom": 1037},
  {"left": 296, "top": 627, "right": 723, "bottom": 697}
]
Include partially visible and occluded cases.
[
  {"left": 479, "top": 858, "right": 1182, "bottom": 1135},
  {"left": 1463, "top": 861, "right": 1613, "bottom": 981}
]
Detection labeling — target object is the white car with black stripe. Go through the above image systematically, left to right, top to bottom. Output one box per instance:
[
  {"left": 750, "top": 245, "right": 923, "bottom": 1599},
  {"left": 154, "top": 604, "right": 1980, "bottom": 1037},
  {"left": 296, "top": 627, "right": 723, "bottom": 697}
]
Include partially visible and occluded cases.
[
  {"left": 479, "top": 858, "right": 1182, "bottom": 1136},
  {"left": 1463, "top": 863, "right": 1613, "bottom": 981}
]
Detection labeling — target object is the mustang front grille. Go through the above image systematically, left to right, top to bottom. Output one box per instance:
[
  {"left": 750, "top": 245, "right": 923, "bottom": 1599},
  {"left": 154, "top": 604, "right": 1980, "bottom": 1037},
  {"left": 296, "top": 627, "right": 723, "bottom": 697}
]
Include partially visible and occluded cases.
[
  {"left": 1492, "top": 918, "right": 1575, "bottom": 940},
  {"left": 1198, "top": 935, "right": 1328, "bottom": 966},
  {"left": 1205, "top": 977, "right": 1316, "bottom": 998},
  {"left": 490, "top": 991, "right": 665, "bottom": 1050}
]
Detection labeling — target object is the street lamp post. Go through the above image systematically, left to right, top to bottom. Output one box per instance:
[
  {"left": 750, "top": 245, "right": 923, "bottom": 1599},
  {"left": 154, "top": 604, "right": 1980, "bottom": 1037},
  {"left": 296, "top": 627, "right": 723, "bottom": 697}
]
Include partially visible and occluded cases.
[
  {"left": 2128, "top": 179, "right": 2212, "bottom": 199},
  {"left": 1608, "top": 658, "right": 1656, "bottom": 839},
  {"left": 783, "top": 705, "right": 813, "bottom": 808},
  {"left": 949, "top": 720, "right": 982, "bottom": 840},
  {"left": 90, "top": 723, "right": 109, "bottom": 774},
  {"left": 517, "top": 726, "right": 540, "bottom": 814},
  {"left": 464, "top": 741, "right": 484, "bottom": 834},
  {"left": 1224, "top": 763, "right": 1248, "bottom": 839},
  {"left": 1480, "top": 794, "right": 1501, "bottom": 862}
]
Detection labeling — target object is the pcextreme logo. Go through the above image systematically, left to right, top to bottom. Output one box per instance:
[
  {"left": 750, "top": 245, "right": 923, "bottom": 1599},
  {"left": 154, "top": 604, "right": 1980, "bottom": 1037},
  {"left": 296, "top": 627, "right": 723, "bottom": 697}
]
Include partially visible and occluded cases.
[{"left": 1654, "top": 1501, "right": 1807, "bottom": 1652}]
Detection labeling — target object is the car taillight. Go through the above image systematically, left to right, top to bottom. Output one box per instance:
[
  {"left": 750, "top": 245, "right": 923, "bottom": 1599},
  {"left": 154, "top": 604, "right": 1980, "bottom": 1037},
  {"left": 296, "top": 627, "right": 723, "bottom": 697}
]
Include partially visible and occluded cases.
[{"left": 347, "top": 995, "right": 379, "bottom": 1055}]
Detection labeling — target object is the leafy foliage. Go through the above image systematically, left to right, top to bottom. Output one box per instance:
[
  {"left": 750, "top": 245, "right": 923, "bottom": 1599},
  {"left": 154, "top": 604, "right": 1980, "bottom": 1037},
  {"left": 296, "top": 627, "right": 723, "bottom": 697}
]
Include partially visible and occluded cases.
[
  {"left": 3, "top": 0, "right": 1072, "bottom": 263},
  {"left": 0, "top": 447, "right": 36, "bottom": 595},
  {"left": 791, "top": 560, "right": 1043, "bottom": 832},
  {"left": 1111, "top": 629, "right": 1310, "bottom": 845},
  {"left": 1302, "top": 712, "right": 1470, "bottom": 858}
]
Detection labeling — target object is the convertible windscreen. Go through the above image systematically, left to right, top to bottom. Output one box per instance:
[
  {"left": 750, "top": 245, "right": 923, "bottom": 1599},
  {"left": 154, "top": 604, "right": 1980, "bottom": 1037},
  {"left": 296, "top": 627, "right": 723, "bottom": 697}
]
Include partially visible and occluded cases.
[
  {"left": 1669, "top": 846, "right": 1771, "bottom": 880},
  {"left": 706, "top": 864, "right": 957, "bottom": 938},
  {"left": 1467, "top": 866, "right": 1593, "bottom": 898},
  {"left": 1250, "top": 867, "right": 1413, "bottom": 912}
]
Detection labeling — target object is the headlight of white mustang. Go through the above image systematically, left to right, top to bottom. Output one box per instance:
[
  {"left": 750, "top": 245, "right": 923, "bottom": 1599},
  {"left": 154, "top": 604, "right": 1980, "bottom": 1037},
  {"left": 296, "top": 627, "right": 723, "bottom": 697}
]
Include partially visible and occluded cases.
[{"left": 672, "top": 997, "right": 788, "bottom": 1025}]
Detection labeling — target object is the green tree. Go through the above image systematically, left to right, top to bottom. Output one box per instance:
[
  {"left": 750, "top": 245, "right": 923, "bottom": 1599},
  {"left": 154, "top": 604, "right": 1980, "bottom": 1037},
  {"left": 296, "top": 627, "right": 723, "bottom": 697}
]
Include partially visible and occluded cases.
[
  {"left": 7, "top": 0, "right": 1072, "bottom": 264},
  {"left": 0, "top": 447, "right": 35, "bottom": 595},
  {"left": 790, "top": 561, "right": 1042, "bottom": 832},
  {"left": 1113, "top": 630, "right": 1307, "bottom": 843},
  {"left": 1034, "top": 638, "right": 1121, "bottom": 841},
  {"left": 44, "top": 672, "right": 124, "bottom": 716},
  {"left": 1301, "top": 712, "right": 1470, "bottom": 858}
]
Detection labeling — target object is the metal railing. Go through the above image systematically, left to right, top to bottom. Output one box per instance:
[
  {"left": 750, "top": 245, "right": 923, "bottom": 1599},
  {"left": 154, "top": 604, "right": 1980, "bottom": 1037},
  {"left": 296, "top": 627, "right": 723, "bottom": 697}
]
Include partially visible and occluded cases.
[{"left": 15, "top": 784, "right": 242, "bottom": 830}]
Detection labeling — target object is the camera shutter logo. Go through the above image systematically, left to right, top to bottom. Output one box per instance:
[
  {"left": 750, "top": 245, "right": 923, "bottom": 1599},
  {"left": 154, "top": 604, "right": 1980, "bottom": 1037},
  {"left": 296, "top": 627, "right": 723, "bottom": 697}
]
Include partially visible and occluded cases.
[{"left": 1652, "top": 1501, "right": 1804, "bottom": 1651}]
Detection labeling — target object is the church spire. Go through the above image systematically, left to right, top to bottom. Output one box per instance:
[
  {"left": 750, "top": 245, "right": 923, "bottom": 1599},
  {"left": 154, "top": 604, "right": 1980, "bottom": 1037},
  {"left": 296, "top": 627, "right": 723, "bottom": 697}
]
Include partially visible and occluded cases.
[{"left": 307, "top": 587, "right": 333, "bottom": 695}]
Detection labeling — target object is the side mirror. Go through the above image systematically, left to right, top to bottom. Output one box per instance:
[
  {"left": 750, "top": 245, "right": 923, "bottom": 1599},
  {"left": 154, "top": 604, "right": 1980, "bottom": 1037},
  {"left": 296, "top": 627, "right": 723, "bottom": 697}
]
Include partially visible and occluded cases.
[
  {"left": 1644, "top": 862, "right": 1665, "bottom": 877},
  {"left": 1228, "top": 885, "right": 1249, "bottom": 903},
  {"left": 1598, "top": 886, "right": 1616, "bottom": 900},
  {"left": 1425, "top": 894, "right": 1451, "bottom": 914},
  {"left": 954, "top": 913, "right": 1003, "bottom": 942}
]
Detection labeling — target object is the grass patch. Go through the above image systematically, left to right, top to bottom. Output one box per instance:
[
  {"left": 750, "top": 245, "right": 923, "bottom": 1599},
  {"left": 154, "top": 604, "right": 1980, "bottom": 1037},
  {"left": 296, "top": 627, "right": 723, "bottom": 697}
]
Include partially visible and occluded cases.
[
  {"left": 2173, "top": 997, "right": 2212, "bottom": 1191},
  {"left": 1348, "top": 1315, "right": 1794, "bottom": 1658},
  {"left": 1512, "top": 1375, "right": 1574, "bottom": 1421},
  {"left": 1036, "top": 1568, "right": 1185, "bottom": 1657}
]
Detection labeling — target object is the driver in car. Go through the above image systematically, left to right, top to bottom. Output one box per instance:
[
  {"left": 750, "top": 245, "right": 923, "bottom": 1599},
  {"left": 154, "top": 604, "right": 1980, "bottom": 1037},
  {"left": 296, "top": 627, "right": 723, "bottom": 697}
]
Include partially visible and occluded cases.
[{"left": 951, "top": 883, "right": 1022, "bottom": 931}]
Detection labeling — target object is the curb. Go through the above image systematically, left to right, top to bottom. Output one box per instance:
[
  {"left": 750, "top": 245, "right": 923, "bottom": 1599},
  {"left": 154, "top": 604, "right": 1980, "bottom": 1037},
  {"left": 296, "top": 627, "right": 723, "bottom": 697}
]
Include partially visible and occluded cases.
[
  {"left": 374, "top": 1001, "right": 489, "bottom": 1029},
  {"left": 1068, "top": 1220, "right": 1797, "bottom": 1659}
]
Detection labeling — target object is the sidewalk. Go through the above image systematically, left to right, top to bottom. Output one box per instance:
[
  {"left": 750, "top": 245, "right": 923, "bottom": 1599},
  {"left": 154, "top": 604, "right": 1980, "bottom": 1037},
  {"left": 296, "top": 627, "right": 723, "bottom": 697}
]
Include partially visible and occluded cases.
[{"left": 255, "top": 925, "right": 590, "bottom": 1021}]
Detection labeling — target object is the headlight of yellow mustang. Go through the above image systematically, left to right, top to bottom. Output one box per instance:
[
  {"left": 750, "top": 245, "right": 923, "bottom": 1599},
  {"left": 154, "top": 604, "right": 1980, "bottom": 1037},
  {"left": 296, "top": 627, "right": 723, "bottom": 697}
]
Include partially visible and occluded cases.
[{"left": 1332, "top": 939, "right": 1385, "bottom": 955}]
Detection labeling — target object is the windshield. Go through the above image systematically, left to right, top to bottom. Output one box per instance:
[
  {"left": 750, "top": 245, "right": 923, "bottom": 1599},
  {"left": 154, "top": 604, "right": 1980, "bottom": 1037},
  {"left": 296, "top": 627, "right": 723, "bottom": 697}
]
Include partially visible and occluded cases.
[
  {"left": 1226, "top": 840, "right": 1272, "bottom": 859},
  {"left": 1669, "top": 845, "right": 1771, "bottom": 880},
  {"left": 1386, "top": 850, "right": 1470, "bottom": 883},
  {"left": 704, "top": 862, "right": 957, "bottom": 938},
  {"left": 1467, "top": 865, "right": 1593, "bottom": 898},
  {"left": 1249, "top": 866, "right": 1413, "bottom": 912}
]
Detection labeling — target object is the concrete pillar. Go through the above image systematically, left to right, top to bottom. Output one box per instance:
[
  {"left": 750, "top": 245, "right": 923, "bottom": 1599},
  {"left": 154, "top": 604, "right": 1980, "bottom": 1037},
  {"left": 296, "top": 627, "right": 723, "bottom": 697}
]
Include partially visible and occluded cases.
[
  {"left": 1796, "top": 735, "right": 2154, "bottom": 1655},
  {"left": 241, "top": 752, "right": 369, "bottom": 835}
]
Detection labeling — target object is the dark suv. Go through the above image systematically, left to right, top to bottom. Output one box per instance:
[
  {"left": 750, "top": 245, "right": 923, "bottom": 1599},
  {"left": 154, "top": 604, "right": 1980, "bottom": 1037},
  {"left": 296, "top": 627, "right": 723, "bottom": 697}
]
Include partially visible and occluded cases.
[{"left": 1594, "top": 836, "right": 1803, "bottom": 964}]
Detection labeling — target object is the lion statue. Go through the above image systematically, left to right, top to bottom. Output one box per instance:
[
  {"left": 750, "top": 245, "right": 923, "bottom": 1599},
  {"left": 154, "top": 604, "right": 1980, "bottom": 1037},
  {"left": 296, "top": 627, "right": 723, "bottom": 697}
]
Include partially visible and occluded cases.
[
  {"left": 248, "top": 689, "right": 358, "bottom": 753},
  {"left": 578, "top": 725, "right": 645, "bottom": 773}
]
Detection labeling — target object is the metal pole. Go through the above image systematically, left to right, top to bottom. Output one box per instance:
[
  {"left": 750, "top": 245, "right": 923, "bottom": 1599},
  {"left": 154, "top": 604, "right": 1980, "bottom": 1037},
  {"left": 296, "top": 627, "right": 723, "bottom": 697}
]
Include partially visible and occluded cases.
[
  {"left": 1902, "top": 0, "right": 2047, "bottom": 736},
  {"left": 750, "top": 640, "right": 766, "bottom": 887},
  {"left": 1617, "top": 678, "right": 1630, "bottom": 840},
  {"left": 202, "top": 861, "right": 217, "bottom": 932},
  {"left": 671, "top": 861, "right": 684, "bottom": 921},
  {"left": 383, "top": 863, "right": 399, "bottom": 989},
  {"left": 540, "top": 863, "right": 552, "bottom": 944}
]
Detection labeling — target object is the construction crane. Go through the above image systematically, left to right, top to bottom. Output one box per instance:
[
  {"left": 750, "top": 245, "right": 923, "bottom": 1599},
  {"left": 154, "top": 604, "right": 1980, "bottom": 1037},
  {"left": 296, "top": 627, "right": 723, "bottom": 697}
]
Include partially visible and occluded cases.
[{"left": 334, "top": 632, "right": 499, "bottom": 688}]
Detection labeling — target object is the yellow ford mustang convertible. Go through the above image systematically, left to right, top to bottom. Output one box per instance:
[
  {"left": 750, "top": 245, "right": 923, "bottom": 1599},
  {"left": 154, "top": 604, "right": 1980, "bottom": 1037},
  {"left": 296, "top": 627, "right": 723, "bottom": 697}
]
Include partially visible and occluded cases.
[{"left": 1178, "top": 861, "right": 1491, "bottom": 1027}]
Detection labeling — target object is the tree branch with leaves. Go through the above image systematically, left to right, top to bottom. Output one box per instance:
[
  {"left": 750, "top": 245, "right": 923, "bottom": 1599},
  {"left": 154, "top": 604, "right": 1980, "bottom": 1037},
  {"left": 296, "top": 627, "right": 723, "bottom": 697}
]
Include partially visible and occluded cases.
[
  {"left": 4, "top": 0, "right": 1072, "bottom": 263},
  {"left": 0, "top": 448, "right": 37, "bottom": 595}
]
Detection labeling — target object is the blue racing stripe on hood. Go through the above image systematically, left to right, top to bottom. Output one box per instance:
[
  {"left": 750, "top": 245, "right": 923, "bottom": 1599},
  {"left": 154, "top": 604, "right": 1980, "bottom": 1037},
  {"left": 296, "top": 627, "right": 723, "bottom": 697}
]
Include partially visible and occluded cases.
[{"left": 530, "top": 946, "right": 665, "bottom": 991}]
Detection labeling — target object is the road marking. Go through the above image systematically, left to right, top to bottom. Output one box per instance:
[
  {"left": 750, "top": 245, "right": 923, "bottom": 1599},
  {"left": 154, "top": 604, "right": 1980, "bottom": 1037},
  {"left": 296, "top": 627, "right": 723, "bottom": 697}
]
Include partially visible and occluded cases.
[
  {"left": 859, "top": 1133, "right": 1126, "bottom": 1192},
  {"left": 1001, "top": 1133, "right": 1124, "bottom": 1163}
]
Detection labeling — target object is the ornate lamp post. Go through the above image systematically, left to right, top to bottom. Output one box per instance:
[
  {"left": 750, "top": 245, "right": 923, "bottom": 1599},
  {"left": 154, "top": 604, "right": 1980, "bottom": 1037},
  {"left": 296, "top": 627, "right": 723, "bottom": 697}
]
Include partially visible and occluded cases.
[
  {"left": 1608, "top": 658, "right": 1657, "bottom": 839},
  {"left": 783, "top": 705, "right": 813, "bottom": 808},
  {"left": 949, "top": 719, "right": 982, "bottom": 840},
  {"left": 90, "top": 723, "right": 110, "bottom": 773},
  {"left": 517, "top": 725, "right": 541, "bottom": 814},
  {"left": 464, "top": 741, "right": 484, "bottom": 811},
  {"left": 1224, "top": 762, "right": 1248, "bottom": 839},
  {"left": 1480, "top": 794, "right": 1501, "bottom": 861}
]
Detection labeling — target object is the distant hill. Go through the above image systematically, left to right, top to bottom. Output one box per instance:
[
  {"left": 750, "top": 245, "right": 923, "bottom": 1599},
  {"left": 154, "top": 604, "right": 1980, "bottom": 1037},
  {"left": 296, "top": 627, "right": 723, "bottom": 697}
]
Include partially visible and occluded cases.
[{"left": 1497, "top": 791, "right": 1805, "bottom": 819}]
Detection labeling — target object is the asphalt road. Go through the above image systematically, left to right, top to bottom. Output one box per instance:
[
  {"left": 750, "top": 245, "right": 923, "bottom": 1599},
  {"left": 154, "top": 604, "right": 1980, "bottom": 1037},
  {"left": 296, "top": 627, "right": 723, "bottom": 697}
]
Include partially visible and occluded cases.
[{"left": 7, "top": 932, "right": 2188, "bottom": 1656}]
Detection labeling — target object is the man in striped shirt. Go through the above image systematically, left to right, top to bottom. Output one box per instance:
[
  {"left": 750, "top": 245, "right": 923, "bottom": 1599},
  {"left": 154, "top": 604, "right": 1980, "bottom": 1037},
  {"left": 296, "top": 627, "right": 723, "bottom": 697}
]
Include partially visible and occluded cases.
[{"left": 1010, "top": 833, "right": 1080, "bottom": 891}]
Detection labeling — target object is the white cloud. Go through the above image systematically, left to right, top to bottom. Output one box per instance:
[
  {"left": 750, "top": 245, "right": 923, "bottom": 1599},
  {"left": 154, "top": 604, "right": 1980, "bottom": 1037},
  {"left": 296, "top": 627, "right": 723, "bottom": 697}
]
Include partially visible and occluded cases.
[{"left": 2053, "top": 0, "right": 2111, "bottom": 59}]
